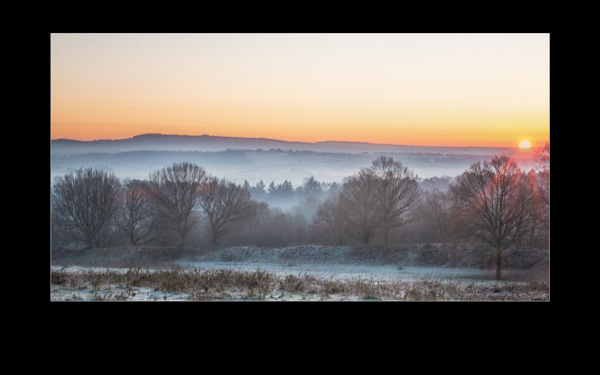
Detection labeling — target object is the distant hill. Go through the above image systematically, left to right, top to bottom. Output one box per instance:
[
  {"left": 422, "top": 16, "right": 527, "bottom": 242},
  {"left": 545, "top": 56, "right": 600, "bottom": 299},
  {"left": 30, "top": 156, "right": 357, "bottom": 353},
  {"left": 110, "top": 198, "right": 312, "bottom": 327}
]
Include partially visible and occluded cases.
[
  {"left": 50, "top": 133, "right": 522, "bottom": 186},
  {"left": 51, "top": 133, "right": 509, "bottom": 156}
]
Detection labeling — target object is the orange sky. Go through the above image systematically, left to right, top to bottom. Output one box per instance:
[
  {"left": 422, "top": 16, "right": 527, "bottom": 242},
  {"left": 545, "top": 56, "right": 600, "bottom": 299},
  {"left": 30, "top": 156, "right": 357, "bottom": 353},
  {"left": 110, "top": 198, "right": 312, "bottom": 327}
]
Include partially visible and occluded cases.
[{"left": 50, "top": 33, "right": 549, "bottom": 148}]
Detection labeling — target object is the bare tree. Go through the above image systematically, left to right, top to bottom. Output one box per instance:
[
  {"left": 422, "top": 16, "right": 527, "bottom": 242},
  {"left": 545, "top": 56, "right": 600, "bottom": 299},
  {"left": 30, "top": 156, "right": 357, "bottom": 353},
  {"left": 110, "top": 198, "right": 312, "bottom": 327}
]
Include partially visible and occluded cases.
[
  {"left": 534, "top": 142, "right": 550, "bottom": 236},
  {"left": 534, "top": 142, "right": 550, "bottom": 171},
  {"left": 450, "top": 155, "right": 537, "bottom": 279},
  {"left": 313, "top": 156, "right": 420, "bottom": 246},
  {"left": 369, "top": 156, "right": 421, "bottom": 245},
  {"left": 149, "top": 162, "right": 207, "bottom": 246},
  {"left": 52, "top": 168, "right": 121, "bottom": 248},
  {"left": 338, "top": 170, "right": 381, "bottom": 245},
  {"left": 199, "top": 177, "right": 257, "bottom": 249},
  {"left": 116, "top": 179, "right": 156, "bottom": 245},
  {"left": 312, "top": 193, "right": 348, "bottom": 245}
]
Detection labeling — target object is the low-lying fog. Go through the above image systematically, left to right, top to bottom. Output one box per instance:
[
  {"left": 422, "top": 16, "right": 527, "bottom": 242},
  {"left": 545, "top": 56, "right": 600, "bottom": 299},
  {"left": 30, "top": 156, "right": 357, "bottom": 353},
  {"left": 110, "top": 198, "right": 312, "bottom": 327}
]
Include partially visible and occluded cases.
[
  {"left": 50, "top": 134, "right": 533, "bottom": 204},
  {"left": 50, "top": 149, "right": 493, "bottom": 187}
]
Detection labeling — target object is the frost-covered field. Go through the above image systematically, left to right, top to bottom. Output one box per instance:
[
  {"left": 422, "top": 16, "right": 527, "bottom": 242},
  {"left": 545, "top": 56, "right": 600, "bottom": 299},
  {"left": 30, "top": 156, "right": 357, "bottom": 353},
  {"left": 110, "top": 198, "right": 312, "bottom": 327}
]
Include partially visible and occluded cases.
[{"left": 50, "top": 262, "right": 549, "bottom": 301}]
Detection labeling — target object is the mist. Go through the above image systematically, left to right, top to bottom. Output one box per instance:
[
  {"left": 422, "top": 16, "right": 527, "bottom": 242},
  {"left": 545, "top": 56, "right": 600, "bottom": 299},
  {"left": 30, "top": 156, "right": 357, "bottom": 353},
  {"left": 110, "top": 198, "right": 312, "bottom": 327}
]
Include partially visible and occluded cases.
[
  {"left": 50, "top": 135, "right": 508, "bottom": 188},
  {"left": 50, "top": 146, "right": 500, "bottom": 217}
]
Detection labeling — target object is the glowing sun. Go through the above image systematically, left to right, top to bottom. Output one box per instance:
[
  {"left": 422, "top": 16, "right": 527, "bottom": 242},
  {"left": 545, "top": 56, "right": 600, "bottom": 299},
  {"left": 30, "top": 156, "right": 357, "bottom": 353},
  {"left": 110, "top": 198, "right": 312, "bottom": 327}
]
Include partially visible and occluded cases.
[{"left": 519, "top": 140, "right": 531, "bottom": 149}]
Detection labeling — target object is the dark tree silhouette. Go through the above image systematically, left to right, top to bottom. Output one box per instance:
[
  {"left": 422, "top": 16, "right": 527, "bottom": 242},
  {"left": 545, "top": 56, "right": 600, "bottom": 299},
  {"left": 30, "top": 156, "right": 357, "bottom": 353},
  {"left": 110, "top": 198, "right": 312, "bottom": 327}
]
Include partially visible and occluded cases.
[
  {"left": 534, "top": 142, "right": 550, "bottom": 237},
  {"left": 450, "top": 155, "right": 537, "bottom": 279},
  {"left": 314, "top": 156, "right": 421, "bottom": 246},
  {"left": 369, "top": 156, "right": 421, "bottom": 245},
  {"left": 149, "top": 162, "right": 207, "bottom": 246},
  {"left": 52, "top": 168, "right": 121, "bottom": 248},
  {"left": 338, "top": 170, "right": 380, "bottom": 245},
  {"left": 199, "top": 177, "right": 257, "bottom": 249},
  {"left": 116, "top": 179, "right": 156, "bottom": 245},
  {"left": 312, "top": 193, "right": 347, "bottom": 245}
]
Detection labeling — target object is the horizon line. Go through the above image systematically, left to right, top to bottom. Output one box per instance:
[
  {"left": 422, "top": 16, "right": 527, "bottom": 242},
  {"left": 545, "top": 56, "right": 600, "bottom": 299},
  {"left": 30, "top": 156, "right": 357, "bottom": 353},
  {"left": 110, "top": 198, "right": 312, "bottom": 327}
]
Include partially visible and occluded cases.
[{"left": 50, "top": 132, "right": 515, "bottom": 149}]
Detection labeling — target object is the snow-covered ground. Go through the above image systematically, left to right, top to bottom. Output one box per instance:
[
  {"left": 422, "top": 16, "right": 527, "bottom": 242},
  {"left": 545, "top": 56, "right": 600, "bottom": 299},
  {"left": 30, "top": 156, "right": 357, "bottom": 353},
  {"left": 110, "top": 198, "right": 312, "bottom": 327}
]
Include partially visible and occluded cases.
[
  {"left": 50, "top": 244, "right": 549, "bottom": 301},
  {"left": 174, "top": 261, "right": 492, "bottom": 282},
  {"left": 50, "top": 262, "right": 547, "bottom": 301}
]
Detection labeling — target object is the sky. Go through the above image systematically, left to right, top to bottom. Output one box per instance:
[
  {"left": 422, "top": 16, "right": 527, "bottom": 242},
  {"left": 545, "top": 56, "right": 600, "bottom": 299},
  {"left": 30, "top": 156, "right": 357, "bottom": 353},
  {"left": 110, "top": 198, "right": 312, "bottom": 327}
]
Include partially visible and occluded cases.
[{"left": 50, "top": 33, "right": 549, "bottom": 148}]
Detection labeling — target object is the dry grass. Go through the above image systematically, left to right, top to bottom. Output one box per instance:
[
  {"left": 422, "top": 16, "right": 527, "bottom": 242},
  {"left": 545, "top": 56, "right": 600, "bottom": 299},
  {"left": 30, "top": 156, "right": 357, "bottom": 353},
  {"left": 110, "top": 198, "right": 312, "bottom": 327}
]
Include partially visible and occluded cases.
[{"left": 50, "top": 267, "right": 549, "bottom": 301}]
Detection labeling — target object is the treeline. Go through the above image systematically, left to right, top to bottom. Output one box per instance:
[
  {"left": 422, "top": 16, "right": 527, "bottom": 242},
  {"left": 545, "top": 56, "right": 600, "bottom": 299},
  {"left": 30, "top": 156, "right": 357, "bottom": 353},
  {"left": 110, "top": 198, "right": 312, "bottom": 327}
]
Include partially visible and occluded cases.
[{"left": 51, "top": 144, "right": 549, "bottom": 279}]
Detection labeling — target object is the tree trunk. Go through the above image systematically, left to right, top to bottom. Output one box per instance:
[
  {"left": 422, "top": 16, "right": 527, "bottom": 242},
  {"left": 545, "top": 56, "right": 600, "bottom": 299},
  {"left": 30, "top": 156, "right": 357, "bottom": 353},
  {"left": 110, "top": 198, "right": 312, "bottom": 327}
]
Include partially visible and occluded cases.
[
  {"left": 84, "top": 230, "right": 94, "bottom": 249},
  {"left": 178, "top": 230, "right": 187, "bottom": 247},
  {"left": 211, "top": 234, "right": 218, "bottom": 250},
  {"left": 495, "top": 248, "right": 502, "bottom": 280}
]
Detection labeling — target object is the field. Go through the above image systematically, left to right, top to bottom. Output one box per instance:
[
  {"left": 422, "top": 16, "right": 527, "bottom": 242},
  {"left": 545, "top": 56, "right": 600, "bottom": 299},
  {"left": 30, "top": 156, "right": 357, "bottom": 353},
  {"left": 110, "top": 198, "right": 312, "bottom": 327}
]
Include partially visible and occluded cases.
[{"left": 50, "top": 245, "right": 549, "bottom": 301}]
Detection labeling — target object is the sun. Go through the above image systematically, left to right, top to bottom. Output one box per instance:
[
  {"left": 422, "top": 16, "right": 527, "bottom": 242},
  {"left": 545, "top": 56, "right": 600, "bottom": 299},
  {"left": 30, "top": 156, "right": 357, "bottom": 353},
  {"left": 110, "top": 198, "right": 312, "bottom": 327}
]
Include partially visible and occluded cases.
[{"left": 519, "top": 140, "right": 531, "bottom": 149}]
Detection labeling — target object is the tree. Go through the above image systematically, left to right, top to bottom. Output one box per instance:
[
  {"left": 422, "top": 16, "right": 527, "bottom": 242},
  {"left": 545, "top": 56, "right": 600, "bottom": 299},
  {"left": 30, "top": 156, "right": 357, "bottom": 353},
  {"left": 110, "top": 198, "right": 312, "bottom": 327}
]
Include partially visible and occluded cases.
[
  {"left": 533, "top": 142, "right": 550, "bottom": 236},
  {"left": 534, "top": 142, "right": 550, "bottom": 171},
  {"left": 449, "top": 155, "right": 537, "bottom": 279},
  {"left": 312, "top": 156, "right": 421, "bottom": 246},
  {"left": 369, "top": 156, "right": 421, "bottom": 245},
  {"left": 149, "top": 162, "right": 207, "bottom": 246},
  {"left": 52, "top": 168, "right": 121, "bottom": 248},
  {"left": 338, "top": 170, "right": 380, "bottom": 245},
  {"left": 300, "top": 175, "right": 322, "bottom": 197},
  {"left": 199, "top": 177, "right": 257, "bottom": 249},
  {"left": 115, "top": 179, "right": 156, "bottom": 245},
  {"left": 251, "top": 180, "right": 267, "bottom": 201},
  {"left": 271, "top": 180, "right": 294, "bottom": 200},
  {"left": 312, "top": 193, "right": 347, "bottom": 245}
]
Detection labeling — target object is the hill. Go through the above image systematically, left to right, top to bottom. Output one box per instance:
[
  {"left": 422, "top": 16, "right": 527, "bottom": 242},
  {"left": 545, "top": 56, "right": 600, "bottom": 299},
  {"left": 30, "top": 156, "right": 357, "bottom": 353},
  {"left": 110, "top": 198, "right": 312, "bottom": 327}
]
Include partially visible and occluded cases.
[{"left": 51, "top": 133, "right": 509, "bottom": 156}]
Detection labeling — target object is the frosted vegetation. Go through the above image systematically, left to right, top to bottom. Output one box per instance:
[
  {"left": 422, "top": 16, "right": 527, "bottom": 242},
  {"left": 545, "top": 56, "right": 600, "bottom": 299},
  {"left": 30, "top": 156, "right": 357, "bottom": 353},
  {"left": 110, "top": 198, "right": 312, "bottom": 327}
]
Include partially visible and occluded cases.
[{"left": 50, "top": 263, "right": 549, "bottom": 301}]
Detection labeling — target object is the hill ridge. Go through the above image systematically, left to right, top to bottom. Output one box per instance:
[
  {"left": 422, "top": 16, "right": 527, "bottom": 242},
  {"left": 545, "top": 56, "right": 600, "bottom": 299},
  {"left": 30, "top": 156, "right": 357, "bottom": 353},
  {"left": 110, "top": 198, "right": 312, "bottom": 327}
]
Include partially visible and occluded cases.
[{"left": 52, "top": 133, "right": 510, "bottom": 156}]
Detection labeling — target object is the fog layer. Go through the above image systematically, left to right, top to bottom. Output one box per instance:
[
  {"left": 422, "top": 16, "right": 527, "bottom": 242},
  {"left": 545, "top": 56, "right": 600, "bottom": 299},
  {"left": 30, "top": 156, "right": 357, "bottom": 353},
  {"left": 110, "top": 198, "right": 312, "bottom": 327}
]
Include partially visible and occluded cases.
[{"left": 51, "top": 134, "right": 512, "bottom": 187}]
